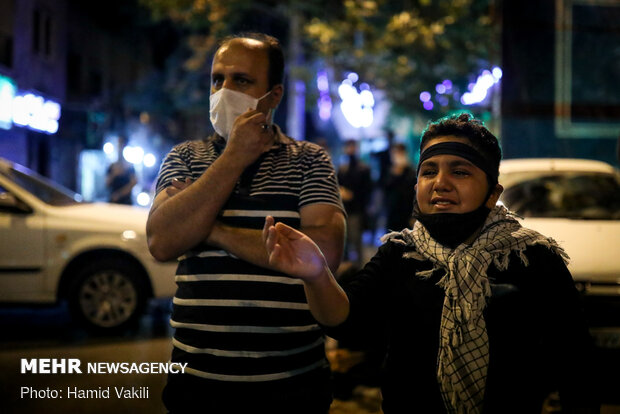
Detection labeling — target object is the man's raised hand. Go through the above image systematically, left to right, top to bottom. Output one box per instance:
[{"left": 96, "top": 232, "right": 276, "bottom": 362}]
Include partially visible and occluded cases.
[{"left": 263, "top": 216, "right": 328, "bottom": 281}]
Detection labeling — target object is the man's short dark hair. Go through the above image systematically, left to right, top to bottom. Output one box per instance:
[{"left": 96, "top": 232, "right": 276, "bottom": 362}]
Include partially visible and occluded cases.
[
  {"left": 218, "top": 32, "right": 285, "bottom": 90},
  {"left": 420, "top": 113, "right": 502, "bottom": 179}
]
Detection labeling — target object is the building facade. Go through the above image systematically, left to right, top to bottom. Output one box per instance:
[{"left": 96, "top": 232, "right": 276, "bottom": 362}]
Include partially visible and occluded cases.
[
  {"left": 0, "top": 0, "right": 157, "bottom": 191},
  {"left": 501, "top": 0, "right": 619, "bottom": 166}
]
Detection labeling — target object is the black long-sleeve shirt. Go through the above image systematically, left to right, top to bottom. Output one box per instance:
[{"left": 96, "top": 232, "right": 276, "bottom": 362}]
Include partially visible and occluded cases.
[{"left": 328, "top": 242, "right": 598, "bottom": 413}]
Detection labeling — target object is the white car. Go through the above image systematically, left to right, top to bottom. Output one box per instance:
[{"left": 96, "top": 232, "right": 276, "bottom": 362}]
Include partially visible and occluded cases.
[
  {"left": 0, "top": 157, "right": 176, "bottom": 331},
  {"left": 499, "top": 158, "right": 620, "bottom": 298}
]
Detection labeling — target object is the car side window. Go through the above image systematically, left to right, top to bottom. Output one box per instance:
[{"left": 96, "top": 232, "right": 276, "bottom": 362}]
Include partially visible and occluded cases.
[
  {"left": 501, "top": 173, "right": 620, "bottom": 219},
  {"left": 0, "top": 185, "right": 11, "bottom": 207},
  {"left": 0, "top": 185, "right": 33, "bottom": 214},
  {"left": 0, "top": 186, "right": 16, "bottom": 213}
]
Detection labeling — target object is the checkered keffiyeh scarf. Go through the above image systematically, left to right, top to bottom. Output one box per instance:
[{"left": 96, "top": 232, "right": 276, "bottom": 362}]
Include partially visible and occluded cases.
[{"left": 382, "top": 205, "right": 568, "bottom": 414}]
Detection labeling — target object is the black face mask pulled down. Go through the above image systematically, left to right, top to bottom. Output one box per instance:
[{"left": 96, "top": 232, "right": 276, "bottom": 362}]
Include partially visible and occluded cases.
[{"left": 413, "top": 203, "right": 491, "bottom": 248}]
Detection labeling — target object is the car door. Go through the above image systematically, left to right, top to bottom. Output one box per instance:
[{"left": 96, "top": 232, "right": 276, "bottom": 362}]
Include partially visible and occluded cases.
[
  {"left": 500, "top": 171, "right": 620, "bottom": 294},
  {"left": 0, "top": 185, "right": 47, "bottom": 302},
  {"left": 521, "top": 218, "right": 620, "bottom": 288}
]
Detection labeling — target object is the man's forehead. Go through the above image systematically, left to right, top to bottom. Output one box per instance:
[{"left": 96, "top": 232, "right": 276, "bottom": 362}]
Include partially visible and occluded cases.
[
  {"left": 216, "top": 38, "right": 266, "bottom": 56},
  {"left": 213, "top": 42, "right": 268, "bottom": 72}
]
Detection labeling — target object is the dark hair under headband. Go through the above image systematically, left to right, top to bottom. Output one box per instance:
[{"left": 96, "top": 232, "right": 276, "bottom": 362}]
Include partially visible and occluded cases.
[{"left": 417, "top": 141, "right": 498, "bottom": 185}]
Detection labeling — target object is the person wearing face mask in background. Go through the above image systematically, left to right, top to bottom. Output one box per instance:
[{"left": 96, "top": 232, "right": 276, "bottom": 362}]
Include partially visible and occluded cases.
[
  {"left": 147, "top": 32, "right": 345, "bottom": 413},
  {"left": 263, "top": 113, "right": 599, "bottom": 413},
  {"left": 384, "top": 142, "right": 417, "bottom": 231}
]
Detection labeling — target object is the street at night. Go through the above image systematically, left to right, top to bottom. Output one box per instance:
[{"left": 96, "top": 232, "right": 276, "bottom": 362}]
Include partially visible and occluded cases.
[{"left": 2, "top": 0, "right": 620, "bottom": 413}]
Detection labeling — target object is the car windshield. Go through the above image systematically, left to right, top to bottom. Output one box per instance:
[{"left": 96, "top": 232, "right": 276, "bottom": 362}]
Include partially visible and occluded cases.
[
  {"left": 0, "top": 164, "right": 83, "bottom": 206},
  {"left": 500, "top": 172, "right": 620, "bottom": 220}
]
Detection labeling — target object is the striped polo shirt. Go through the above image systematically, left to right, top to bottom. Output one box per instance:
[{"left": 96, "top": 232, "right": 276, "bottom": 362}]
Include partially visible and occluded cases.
[{"left": 155, "top": 132, "right": 343, "bottom": 386}]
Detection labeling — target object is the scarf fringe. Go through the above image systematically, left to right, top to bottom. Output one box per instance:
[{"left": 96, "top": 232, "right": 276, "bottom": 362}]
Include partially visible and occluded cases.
[
  {"left": 386, "top": 224, "right": 569, "bottom": 282},
  {"left": 380, "top": 230, "right": 404, "bottom": 244},
  {"left": 409, "top": 241, "right": 569, "bottom": 283},
  {"left": 416, "top": 268, "right": 435, "bottom": 279}
]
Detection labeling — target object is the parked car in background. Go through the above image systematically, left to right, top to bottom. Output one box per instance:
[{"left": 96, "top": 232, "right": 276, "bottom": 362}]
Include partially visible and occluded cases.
[
  {"left": 0, "top": 157, "right": 176, "bottom": 331},
  {"left": 499, "top": 158, "right": 620, "bottom": 313}
]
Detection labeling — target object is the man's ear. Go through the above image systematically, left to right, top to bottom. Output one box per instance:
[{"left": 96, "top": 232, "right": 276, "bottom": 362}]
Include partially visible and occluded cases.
[
  {"left": 269, "top": 84, "right": 284, "bottom": 108},
  {"left": 486, "top": 183, "right": 504, "bottom": 208}
]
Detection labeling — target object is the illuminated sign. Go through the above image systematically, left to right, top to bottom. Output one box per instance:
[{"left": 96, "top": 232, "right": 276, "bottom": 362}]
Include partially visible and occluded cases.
[
  {"left": 0, "top": 75, "right": 61, "bottom": 134},
  {"left": 0, "top": 75, "right": 16, "bottom": 130},
  {"left": 13, "top": 93, "right": 61, "bottom": 134}
]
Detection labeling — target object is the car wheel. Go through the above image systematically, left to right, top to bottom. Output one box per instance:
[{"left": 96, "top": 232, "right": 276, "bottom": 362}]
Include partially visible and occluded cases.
[{"left": 68, "top": 258, "right": 147, "bottom": 331}]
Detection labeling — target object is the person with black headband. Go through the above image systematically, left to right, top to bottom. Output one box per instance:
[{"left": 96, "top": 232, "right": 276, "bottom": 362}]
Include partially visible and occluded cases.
[{"left": 263, "top": 113, "right": 599, "bottom": 413}]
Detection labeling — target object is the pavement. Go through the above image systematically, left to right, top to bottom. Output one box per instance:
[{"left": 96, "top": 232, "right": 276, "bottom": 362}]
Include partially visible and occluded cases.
[{"left": 1, "top": 242, "right": 620, "bottom": 413}]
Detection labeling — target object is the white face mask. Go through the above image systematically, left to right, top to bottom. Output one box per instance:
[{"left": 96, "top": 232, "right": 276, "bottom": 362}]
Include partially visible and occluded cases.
[{"left": 209, "top": 88, "right": 271, "bottom": 139}]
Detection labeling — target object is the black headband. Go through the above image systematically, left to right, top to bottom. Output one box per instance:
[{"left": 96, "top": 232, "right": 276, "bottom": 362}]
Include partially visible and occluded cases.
[{"left": 417, "top": 141, "right": 498, "bottom": 184}]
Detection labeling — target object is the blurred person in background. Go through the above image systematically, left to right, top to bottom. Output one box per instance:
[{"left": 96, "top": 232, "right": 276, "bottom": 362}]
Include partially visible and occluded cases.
[
  {"left": 146, "top": 32, "right": 345, "bottom": 413},
  {"left": 264, "top": 113, "right": 598, "bottom": 414},
  {"left": 369, "top": 129, "right": 396, "bottom": 236},
  {"left": 372, "top": 129, "right": 395, "bottom": 190},
  {"left": 105, "top": 135, "right": 137, "bottom": 204},
  {"left": 311, "top": 136, "right": 330, "bottom": 153},
  {"left": 338, "top": 139, "right": 373, "bottom": 266},
  {"left": 384, "top": 142, "right": 417, "bottom": 231}
]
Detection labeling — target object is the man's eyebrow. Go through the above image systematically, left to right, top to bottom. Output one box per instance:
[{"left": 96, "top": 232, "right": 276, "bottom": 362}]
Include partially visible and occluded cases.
[
  {"left": 211, "top": 71, "right": 254, "bottom": 78},
  {"left": 231, "top": 72, "right": 255, "bottom": 79},
  {"left": 419, "top": 158, "right": 475, "bottom": 168},
  {"left": 448, "top": 159, "right": 475, "bottom": 168},
  {"left": 420, "top": 160, "right": 438, "bottom": 168}
]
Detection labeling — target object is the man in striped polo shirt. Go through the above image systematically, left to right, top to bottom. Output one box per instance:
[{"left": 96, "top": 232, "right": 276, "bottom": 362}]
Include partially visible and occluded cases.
[{"left": 147, "top": 32, "right": 346, "bottom": 413}]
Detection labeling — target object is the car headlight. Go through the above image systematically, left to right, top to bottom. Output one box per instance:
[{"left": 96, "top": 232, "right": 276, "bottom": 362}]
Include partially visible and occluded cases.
[{"left": 121, "top": 230, "right": 137, "bottom": 241}]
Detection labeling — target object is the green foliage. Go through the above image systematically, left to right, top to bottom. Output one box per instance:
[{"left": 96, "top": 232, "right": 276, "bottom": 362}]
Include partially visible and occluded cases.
[
  {"left": 137, "top": 0, "right": 499, "bottom": 117},
  {"left": 303, "top": 0, "right": 500, "bottom": 115}
]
